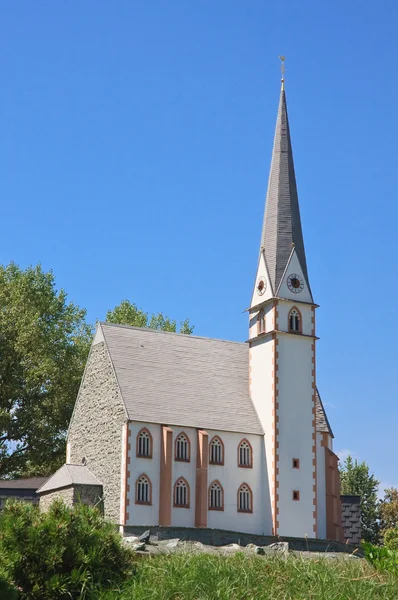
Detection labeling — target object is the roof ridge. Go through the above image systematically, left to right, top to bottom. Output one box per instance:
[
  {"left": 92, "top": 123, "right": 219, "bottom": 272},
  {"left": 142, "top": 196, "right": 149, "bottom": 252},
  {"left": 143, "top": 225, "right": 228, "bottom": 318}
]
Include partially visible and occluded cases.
[{"left": 100, "top": 321, "right": 247, "bottom": 346}]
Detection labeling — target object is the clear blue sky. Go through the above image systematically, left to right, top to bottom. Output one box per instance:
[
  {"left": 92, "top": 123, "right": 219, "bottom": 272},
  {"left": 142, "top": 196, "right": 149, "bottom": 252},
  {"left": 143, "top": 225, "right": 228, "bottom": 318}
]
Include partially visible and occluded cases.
[{"left": 0, "top": 1, "right": 396, "bottom": 492}]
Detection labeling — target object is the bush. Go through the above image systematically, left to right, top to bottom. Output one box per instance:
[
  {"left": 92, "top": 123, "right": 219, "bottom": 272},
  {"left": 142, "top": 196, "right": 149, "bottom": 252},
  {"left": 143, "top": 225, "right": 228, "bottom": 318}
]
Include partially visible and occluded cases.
[
  {"left": 0, "top": 500, "right": 135, "bottom": 599},
  {"left": 384, "top": 528, "right": 398, "bottom": 551},
  {"left": 363, "top": 540, "right": 398, "bottom": 575},
  {"left": 0, "top": 571, "right": 18, "bottom": 600}
]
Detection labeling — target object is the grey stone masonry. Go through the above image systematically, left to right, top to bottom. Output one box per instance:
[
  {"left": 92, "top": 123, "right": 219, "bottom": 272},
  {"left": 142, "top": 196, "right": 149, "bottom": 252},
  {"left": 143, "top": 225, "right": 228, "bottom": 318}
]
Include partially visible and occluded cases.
[
  {"left": 67, "top": 341, "right": 126, "bottom": 523},
  {"left": 39, "top": 484, "right": 103, "bottom": 512},
  {"left": 341, "top": 495, "right": 361, "bottom": 545}
]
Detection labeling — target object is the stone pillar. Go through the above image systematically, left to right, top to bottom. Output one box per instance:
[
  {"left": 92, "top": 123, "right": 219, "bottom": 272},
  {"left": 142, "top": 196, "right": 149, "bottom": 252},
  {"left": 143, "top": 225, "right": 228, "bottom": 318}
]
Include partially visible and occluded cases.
[
  {"left": 159, "top": 426, "right": 173, "bottom": 526},
  {"left": 195, "top": 429, "right": 209, "bottom": 528}
]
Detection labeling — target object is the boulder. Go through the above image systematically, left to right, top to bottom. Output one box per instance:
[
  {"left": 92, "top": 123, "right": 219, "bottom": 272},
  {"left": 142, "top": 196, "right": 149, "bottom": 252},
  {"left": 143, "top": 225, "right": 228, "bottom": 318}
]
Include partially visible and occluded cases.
[{"left": 138, "top": 530, "right": 151, "bottom": 544}]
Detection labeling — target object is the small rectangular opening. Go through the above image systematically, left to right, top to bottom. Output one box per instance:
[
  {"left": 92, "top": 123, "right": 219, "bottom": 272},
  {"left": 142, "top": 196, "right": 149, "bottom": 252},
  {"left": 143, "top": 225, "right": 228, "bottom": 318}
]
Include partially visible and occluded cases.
[
  {"left": 292, "top": 458, "right": 300, "bottom": 469},
  {"left": 293, "top": 490, "right": 300, "bottom": 501}
]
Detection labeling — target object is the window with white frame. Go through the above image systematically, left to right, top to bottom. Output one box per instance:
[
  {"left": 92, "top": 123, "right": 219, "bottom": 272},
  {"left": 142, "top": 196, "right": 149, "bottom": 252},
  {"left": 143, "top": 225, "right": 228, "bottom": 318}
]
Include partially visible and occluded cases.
[
  {"left": 289, "top": 308, "right": 301, "bottom": 333},
  {"left": 137, "top": 428, "right": 152, "bottom": 458},
  {"left": 175, "top": 433, "right": 190, "bottom": 462},
  {"left": 209, "top": 436, "right": 224, "bottom": 465},
  {"left": 238, "top": 439, "right": 252, "bottom": 468},
  {"left": 136, "top": 475, "right": 151, "bottom": 505},
  {"left": 174, "top": 477, "right": 189, "bottom": 508},
  {"left": 209, "top": 481, "right": 223, "bottom": 510},
  {"left": 238, "top": 483, "right": 252, "bottom": 513}
]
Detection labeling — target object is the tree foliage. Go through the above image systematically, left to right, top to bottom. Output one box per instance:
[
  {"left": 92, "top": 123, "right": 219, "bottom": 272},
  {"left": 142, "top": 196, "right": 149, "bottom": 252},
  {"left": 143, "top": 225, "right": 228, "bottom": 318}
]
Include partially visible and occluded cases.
[
  {"left": 0, "top": 263, "right": 92, "bottom": 478},
  {"left": 106, "top": 300, "right": 194, "bottom": 335},
  {"left": 339, "top": 455, "right": 380, "bottom": 543},
  {"left": 379, "top": 488, "right": 398, "bottom": 534},
  {"left": 0, "top": 500, "right": 134, "bottom": 599}
]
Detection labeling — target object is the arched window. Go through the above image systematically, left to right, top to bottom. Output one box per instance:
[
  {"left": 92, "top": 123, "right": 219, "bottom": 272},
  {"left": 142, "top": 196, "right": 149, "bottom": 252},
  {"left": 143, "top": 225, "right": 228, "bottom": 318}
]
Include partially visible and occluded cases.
[
  {"left": 288, "top": 307, "right": 302, "bottom": 333},
  {"left": 257, "top": 309, "right": 266, "bottom": 335},
  {"left": 136, "top": 428, "right": 153, "bottom": 458},
  {"left": 175, "top": 432, "right": 190, "bottom": 462},
  {"left": 209, "top": 436, "right": 224, "bottom": 465},
  {"left": 238, "top": 439, "right": 253, "bottom": 468},
  {"left": 135, "top": 474, "right": 152, "bottom": 505},
  {"left": 174, "top": 477, "right": 190, "bottom": 508},
  {"left": 209, "top": 480, "right": 224, "bottom": 511},
  {"left": 238, "top": 483, "right": 253, "bottom": 513}
]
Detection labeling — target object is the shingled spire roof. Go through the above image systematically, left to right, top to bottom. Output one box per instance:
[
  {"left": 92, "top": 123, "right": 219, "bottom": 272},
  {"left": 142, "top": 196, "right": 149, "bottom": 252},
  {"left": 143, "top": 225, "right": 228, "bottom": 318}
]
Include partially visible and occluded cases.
[{"left": 260, "top": 84, "right": 310, "bottom": 294}]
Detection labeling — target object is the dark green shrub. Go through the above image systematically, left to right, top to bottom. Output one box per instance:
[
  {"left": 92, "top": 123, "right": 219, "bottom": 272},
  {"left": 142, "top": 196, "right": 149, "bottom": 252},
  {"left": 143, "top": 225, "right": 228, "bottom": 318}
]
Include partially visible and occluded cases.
[
  {"left": 0, "top": 499, "right": 134, "bottom": 599},
  {"left": 384, "top": 528, "right": 398, "bottom": 551},
  {"left": 363, "top": 540, "right": 398, "bottom": 574},
  {"left": 0, "top": 571, "right": 18, "bottom": 600}
]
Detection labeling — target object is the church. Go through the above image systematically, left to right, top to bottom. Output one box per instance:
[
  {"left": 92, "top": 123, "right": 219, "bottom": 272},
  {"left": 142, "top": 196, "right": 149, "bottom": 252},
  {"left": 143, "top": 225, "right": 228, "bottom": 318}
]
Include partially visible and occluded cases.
[{"left": 38, "top": 75, "right": 344, "bottom": 542}]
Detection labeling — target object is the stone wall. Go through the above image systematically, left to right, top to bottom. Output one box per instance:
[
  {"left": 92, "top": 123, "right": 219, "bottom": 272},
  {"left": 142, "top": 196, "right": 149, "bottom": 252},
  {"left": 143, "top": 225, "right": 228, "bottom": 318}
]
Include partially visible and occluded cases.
[
  {"left": 67, "top": 342, "right": 126, "bottom": 522},
  {"left": 73, "top": 484, "right": 103, "bottom": 509},
  {"left": 39, "top": 487, "right": 74, "bottom": 511},
  {"left": 341, "top": 495, "right": 361, "bottom": 545},
  {"left": 123, "top": 525, "right": 359, "bottom": 554}
]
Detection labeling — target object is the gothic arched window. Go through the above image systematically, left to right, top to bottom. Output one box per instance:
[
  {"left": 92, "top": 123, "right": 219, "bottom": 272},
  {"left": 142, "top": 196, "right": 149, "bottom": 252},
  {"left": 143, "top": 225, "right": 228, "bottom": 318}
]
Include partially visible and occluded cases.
[
  {"left": 288, "top": 307, "right": 302, "bottom": 334},
  {"left": 257, "top": 309, "right": 266, "bottom": 335},
  {"left": 136, "top": 428, "right": 152, "bottom": 458},
  {"left": 175, "top": 432, "right": 190, "bottom": 462},
  {"left": 209, "top": 436, "right": 224, "bottom": 465},
  {"left": 238, "top": 439, "right": 253, "bottom": 468},
  {"left": 135, "top": 474, "right": 152, "bottom": 505},
  {"left": 174, "top": 477, "right": 190, "bottom": 508},
  {"left": 209, "top": 480, "right": 224, "bottom": 511},
  {"left": 238, "top": 483, "right": 253, "bottom": 513}
]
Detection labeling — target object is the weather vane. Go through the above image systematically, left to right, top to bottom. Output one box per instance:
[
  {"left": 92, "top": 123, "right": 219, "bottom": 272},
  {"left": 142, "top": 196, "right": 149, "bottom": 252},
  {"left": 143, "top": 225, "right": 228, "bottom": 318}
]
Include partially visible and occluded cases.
[{"left": 278, "top": 55, "right": 286, "bottom": 88}]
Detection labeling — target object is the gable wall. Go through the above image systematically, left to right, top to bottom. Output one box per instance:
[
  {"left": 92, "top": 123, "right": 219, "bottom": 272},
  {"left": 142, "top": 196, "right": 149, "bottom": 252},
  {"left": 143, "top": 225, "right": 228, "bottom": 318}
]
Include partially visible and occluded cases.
[{"left": 67, "top": 341, "right": 126, "bottom": 523}]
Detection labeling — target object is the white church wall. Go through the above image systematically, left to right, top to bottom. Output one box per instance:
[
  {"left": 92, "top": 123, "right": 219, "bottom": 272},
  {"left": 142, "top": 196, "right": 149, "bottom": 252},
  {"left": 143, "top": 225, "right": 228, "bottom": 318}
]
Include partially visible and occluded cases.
[
  {"left": 277, "top": 250, "right": 313, "bottom": 304},
  {"left": 250, "top": 252, "right": 273, "bottom": 306},
  {"left": 277, "top": 301, "right": 313, "bottom": 336},
  {"left": 249, "top": 302, "right": 275, "bottom": 340},
  {"left": 277, "top": 334, "right": 315, "bottom": 537},
  {"left": 249, "top": 337, "right": 274, "bottom": 534},
  {"left": 126, "top": 422, "right": 161, "bottom": 526},
  {"left": 171, "top": 426, "right": 196, "bottom": 527},
  {"left": 206, "top": 429, "right": 269, "bottom": 534},
  {"left": 316, "top": 432, "right": 327, "bottom": 539}
]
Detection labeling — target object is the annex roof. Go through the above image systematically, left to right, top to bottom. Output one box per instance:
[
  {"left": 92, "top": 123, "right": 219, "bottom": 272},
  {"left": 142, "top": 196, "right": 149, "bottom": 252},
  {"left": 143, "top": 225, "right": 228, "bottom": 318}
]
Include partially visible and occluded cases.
[
  {"left": 100, "top": 322, "right": 264, "bottom": 435},
  {"left": 315, "top": 389, "right": 334, "bottom": 438},
  {"left": 37, "top": 464, "right": 101, "bottom": 494},
  {"left": 0, "top": 476, "right": 48, "bottom": 490}
]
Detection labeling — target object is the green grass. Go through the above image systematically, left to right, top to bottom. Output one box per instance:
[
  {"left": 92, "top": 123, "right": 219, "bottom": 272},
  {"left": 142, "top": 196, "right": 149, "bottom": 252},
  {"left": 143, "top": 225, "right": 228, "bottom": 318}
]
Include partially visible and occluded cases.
[{"left": 97, "top": 552, "right": 398, "bottom": 600}]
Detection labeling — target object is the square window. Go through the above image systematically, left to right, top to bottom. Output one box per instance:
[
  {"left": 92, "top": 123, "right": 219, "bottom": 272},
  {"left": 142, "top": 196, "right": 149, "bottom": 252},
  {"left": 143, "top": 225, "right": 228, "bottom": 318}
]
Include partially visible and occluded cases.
[
  {"left": 292, "top": 458, "right": 300, "bottom": 469},
  {"left": 293, "top": 490, "right": 300, "bottom": 501}
]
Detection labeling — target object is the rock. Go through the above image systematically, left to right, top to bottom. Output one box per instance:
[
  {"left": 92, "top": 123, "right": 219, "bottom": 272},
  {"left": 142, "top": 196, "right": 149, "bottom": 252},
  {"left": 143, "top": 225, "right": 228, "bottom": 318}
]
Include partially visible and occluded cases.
[
  {"left": 138, "top": 530, "right": 151, "bottom": 544},
  {"left": 123, "top": 536, "right": 140, "bottom": 544},
  {"left": 166, "top": 539, "right": 180, "bottom": 548},
  {"left": 132, "top": 542, "right": 147, "bottom": 552},
  {"left": 267, "top": 542, "right": 289, "bottom": 556},
  {"left": 220, "top": 543, "right": 241, "bottom": 553},
  {"left": 255, "top": 546, "right": 266, "bottom": 555}
]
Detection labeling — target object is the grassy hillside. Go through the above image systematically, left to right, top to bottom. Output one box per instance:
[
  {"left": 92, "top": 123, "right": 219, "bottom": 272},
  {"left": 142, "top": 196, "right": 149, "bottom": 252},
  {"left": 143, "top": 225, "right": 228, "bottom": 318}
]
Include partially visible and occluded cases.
[{"left": 98, "top": 552, "right": 398, "bottom": 600}]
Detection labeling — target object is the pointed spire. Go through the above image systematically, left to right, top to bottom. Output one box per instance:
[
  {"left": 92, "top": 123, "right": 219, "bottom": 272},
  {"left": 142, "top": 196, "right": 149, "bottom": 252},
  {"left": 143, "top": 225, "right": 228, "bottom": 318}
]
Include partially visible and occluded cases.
[{"left": 260, "top": 81, "right": 310, "bottom": 295}]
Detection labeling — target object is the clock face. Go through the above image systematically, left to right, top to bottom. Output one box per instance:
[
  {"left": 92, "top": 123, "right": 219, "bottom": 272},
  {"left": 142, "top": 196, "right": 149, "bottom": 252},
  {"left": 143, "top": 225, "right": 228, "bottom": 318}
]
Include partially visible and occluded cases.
[
  {"left": 287, "top": 273, "right": 304, "bottom": 294},
  {"left": 257, "top": 276, "right": 267, "bottom": 296}
]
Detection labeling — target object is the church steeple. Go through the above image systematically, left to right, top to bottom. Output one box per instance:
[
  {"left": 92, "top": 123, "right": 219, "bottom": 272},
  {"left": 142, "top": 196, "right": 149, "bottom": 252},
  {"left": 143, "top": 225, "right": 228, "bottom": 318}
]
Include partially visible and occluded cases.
[{"left": 260, "top": 82, "right": 310, "bottom": 297}]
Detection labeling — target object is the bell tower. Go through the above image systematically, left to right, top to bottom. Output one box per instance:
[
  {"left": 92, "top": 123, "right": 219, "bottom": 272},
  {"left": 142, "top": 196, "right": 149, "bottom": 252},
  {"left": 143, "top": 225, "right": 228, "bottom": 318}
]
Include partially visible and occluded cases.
[{"left": 249, "top": 63, "right": 318, "bottom": 538}]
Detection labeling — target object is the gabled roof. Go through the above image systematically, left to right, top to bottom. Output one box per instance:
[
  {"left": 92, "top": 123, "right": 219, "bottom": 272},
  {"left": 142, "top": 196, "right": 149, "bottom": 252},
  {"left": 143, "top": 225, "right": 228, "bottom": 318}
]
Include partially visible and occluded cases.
[
  {"left": 260, "top": 84, "right": 310, "bottom": 295},
  {"left": 100, "top": 322, "right": 264, "bottom": 435},
  {"left": 315, "top": 389, "right": 334, "bottom": 438},
  {"left": 37, "top": 464, "right": 101, "bottom": 494},
  {"left": 0, "top": 476, "right": 48, "bottom": 490}
]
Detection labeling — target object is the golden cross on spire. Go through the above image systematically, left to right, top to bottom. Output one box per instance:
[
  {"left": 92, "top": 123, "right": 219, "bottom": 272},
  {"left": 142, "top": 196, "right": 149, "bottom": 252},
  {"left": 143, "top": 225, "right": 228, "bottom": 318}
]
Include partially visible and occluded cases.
[{"left": 278, "top": 55, "right": 286, "bottom": 89}]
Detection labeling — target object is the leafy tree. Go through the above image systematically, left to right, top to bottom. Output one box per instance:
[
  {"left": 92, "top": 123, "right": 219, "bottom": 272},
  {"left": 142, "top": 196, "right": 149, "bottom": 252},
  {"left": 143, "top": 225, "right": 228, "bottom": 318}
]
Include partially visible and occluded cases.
[
  {"left": 0, "top": 263, "right": 92, "bottom": 478},
  {"left": 106, "top": 299, "right": 194, "bottom": 334},
  {"left": 339, "top": 455, "right": 380, "bottom": 543},
  {"left": 379, "top": 488, "right": 398, "bottom": 534}
]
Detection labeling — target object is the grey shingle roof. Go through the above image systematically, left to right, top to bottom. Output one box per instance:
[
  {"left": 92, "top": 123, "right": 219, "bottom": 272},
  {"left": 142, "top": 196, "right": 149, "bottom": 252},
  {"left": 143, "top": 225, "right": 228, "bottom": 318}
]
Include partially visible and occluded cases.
[
  {"left": 260, "top": 86, "right": 311, "bottom": 296},
  {"left": 101, "top": 323, "right": 264, "bottom": 435},
  {"left": 315, "top": 389, "right": 334, "bottom": 437},
  {"left": 37, "top": 465, "right": 101, "bottom": 494},
  {"left": 0, "top": 476, "right": 48, "bottom": 490}
]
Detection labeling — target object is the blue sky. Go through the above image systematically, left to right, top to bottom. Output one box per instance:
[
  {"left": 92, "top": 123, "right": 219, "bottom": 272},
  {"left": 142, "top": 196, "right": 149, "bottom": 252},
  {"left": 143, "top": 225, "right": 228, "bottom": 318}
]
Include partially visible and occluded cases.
[{"left": 0, "top": 1, "right": 396, "bottom": 492}]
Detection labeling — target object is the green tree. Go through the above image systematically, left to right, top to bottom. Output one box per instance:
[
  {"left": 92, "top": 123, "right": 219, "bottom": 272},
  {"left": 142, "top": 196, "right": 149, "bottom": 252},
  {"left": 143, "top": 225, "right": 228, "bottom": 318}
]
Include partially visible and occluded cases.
[
  {"left": 0, "top": 263, "right": 92, "bottom": 478},
  {"left": 106, "top": 299, "right": 194, "bottom": 334},
  {"left": 339, "top": 455, "right": 380, "bottom": 543},
  {"left": 379, "top": 488, "right": 398, "bottom": 534}
]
